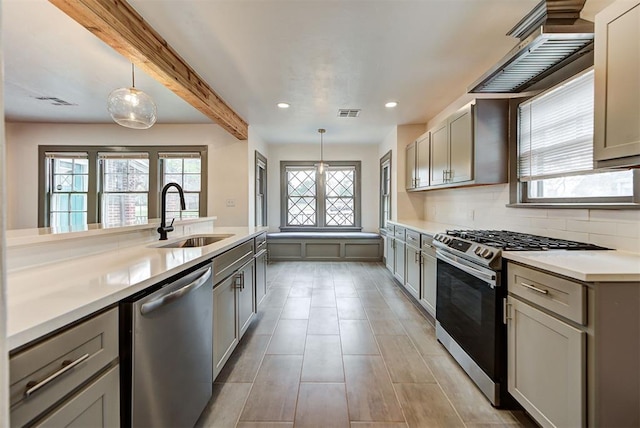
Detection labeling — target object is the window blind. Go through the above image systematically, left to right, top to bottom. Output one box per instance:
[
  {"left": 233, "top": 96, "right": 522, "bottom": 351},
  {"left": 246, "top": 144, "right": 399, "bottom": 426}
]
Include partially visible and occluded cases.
[
  {"left": 518, "top": 70, "right": 594, "bottom": 181},
  {"left": 45, "top": 152, "right": 88, "bottom": 159},
  {"left": 98, "top": 152, "right": 149, "bottom": 159},
  {"left": 158, "top": 152, "right": 201, "bottom": 159}
]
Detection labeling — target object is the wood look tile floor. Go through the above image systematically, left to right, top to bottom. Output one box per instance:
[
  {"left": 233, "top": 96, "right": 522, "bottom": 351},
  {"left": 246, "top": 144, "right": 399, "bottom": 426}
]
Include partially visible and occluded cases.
[{"left": 196, "top": 262, "right": 537, "bottom": 428}]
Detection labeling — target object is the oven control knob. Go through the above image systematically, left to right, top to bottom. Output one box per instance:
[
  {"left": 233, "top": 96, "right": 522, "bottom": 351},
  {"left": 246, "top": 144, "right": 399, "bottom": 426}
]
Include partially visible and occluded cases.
[
  {"left": 474, "top": 247, "right": 483, "bottom": 256},
  {"left": 482, "top": 249, "right": 494, "bottom": 259}
]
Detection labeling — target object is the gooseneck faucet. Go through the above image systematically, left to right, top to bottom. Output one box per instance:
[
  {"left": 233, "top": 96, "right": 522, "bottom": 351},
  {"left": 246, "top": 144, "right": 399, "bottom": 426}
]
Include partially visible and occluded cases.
[{"left": 158, "top": 183, "right": 186, "bottom": 240}]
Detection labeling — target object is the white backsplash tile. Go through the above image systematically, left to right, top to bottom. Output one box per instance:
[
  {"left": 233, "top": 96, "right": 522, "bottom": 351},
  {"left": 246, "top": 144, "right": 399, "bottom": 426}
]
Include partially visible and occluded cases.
[{"left": 420, "top": 183, "right": 640, "bottom": 253}]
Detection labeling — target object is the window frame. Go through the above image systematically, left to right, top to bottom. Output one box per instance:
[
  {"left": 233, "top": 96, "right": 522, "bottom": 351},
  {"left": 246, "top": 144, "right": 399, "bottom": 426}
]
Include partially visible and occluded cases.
[
  {"left": 508, "top": 70, "right": 640, "bottom": 209},
  {"left": 38, "top": 145, "right": 208, "bottom": 227},
  {"left": 255, "top": 150, "right": 268, "bottom": 227},
  {"left": 379, "top": 151, "right": 392, "bottom": 230},
  {"left": 279, "top": 160, "right": 362, "bottom": 231}
]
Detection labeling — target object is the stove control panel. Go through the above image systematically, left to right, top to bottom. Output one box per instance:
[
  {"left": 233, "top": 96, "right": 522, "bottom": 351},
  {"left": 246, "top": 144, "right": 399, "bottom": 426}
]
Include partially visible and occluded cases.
[{"left": 433, "top": 233, "right": 501, "bottom": 268}]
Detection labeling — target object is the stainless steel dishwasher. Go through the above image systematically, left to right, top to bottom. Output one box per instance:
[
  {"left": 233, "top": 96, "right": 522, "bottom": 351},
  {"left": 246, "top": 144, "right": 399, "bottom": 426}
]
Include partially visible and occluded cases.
[{"left": 120, "top": 262, "right": 213, "bottom": 428}]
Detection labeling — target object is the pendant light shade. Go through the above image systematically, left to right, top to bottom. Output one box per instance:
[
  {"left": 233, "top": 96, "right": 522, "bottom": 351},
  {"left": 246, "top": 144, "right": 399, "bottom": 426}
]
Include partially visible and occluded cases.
[
  {"left": 107, "top": 64, "right": 157, "bottom": 129},
  {"left": 316, "top": 128, "right": 328, "bottom": 174}
]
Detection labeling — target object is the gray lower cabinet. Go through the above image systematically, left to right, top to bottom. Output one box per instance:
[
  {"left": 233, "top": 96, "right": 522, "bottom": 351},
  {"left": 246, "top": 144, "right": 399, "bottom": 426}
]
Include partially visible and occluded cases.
[
  {"left": 385, "top": 235, "right": 395, "bottom": 272},
  {"left": 393, "top": 240, "right": 405, "bottom": 284},
  {"left": 404, "top": 244, "right": 420, "bottom": 299},
  {"left": 255, "top": 248, "right": 267, "bottom": 306},
  {"left": 419, "top": 249, "right": 437, "bottom": 317},
  {"left": 238, "top": 259, "right": 256, "bottom": 339},
  {"left": 213, "top": 274, "right": 239, "bottom": 379},
  {"left": 507, "top": 296, "right": 585, "bottom": 428},
  {"left": 9, "top": 308, "right": 119, "bottom": 427},
  {"left": 33, "top": 365, "right": 120, "bottom": 428}
]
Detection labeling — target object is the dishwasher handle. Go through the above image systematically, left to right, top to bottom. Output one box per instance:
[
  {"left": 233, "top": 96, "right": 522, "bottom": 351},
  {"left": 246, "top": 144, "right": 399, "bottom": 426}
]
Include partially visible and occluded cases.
[{"left": 140, "top": 266, "right": 212, "bottom": 315}]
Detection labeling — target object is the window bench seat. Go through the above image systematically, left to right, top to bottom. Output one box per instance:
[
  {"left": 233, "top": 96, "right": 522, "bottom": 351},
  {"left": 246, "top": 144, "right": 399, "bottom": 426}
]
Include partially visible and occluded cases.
[{"left": 266, "top": 232, "right": 383, "bottom": 261}]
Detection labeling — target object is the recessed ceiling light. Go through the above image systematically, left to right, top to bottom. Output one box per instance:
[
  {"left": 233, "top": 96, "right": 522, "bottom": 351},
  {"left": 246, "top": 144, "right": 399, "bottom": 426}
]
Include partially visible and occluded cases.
[
  {"left": 385, "top": 101, "right": 398, "bottom": 108},
  {"left": 277, "top": 102, "right": 290, "bottom": 109}
]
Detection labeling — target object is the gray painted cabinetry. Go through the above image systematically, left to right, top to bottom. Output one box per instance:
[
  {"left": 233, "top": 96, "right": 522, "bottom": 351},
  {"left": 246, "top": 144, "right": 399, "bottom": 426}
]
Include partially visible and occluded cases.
[
  {"left": 594, "top": 0, "right": 640, "bottom": 168},
  {"left": 417, "top": 99, "right": 509, "bottom": 191},
  {"left": 405, "top": 132, "right": 430, "bottom": 190},
  {"left": 393, "top": 226, "right": 406, "bottom": 284},
  {"left": 404, "top": 230, "right": 421, "bottom": 299},
  {"left": 419, "top": 237, "right": 437, "bottom": 318},
  {"left": 212, "top": 239, "right": 258, "bottom": 380},
  {"left": 507, "top": 261, "right": 640, "bottom": 427},
  {"left": 9, "top": 308, "right": 120, "bottom": 427}
]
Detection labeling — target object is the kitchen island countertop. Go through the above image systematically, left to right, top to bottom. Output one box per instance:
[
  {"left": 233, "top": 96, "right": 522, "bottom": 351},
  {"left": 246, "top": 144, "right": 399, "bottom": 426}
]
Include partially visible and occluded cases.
[{"left": 7, "top": 226, "right": 267, "bottom": 351}]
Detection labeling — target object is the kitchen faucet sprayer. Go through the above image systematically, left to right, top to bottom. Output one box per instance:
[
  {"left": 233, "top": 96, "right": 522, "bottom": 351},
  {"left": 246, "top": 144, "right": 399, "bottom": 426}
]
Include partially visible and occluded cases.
[{"left": 158, "top": 183, "right": 186, "bottom": 240}]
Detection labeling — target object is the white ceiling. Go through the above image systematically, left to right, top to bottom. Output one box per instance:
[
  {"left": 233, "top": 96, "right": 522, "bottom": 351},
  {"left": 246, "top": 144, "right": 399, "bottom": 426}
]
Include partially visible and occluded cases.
[{"left": 3, "top": 0, "right": 540, "bottom": 145}]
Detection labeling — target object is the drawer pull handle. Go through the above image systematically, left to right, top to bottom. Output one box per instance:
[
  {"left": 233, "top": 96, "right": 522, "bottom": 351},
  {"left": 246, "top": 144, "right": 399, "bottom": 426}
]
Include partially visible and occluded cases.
[
  {"left": 521, "top": 282, "right": 549, "bottom": 295},
  {"left": 24, "top": 353, "right": 90, "bottom": 398}
]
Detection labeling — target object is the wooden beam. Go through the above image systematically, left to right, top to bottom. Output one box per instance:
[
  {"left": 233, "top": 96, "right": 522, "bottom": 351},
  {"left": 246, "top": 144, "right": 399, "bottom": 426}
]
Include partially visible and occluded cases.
[{"left": 49, "top": 0, "right": 248, "bottom": 140}]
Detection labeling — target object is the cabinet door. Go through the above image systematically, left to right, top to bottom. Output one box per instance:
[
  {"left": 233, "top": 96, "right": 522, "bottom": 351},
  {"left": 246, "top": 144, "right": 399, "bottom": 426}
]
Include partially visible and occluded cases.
[
  {"left": 594, "top": 0, "right": 640, "bottom": 167},
  {"left": 448, "top": 105, "right": 473, "bottom": 183},
  {"left": 430, "top": 122, "right": 449, "bottom": 186},
  {"left": 416, "top": 134, "right": 430, "bottom": 188},
  {"left": 405, "top": 142, "right": 417, "bottom": 189},
  {"left": 385, "top": 237, "right": 395, "bottom": 272},
  {"left": 394, "top": 241, "right": 405, "bottom": 283},
  {"left": 404, "top": 246, "right": 420, "bottom": 299},
  {"left": 255, "top": 250, "right": 267, "bottom": 307},
  {"left": 419, "top": 252, "right": 437, "bottom": 317},
  {"left": 238, "top": 260, "right": 256, "bottom": 339},
  {"left": 213, "top": 275, "right": 238, "bottom": 379},
  {"left": 507, "top": 296, "right": 585, "bottom": 428},
  {"left": 33, "top": 366, "right": 119, "bottom": 428}
]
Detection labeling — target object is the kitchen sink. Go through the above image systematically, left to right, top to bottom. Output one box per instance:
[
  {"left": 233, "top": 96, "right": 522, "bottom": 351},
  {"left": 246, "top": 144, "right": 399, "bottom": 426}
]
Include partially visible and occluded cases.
[{"left": 158, "top": 234, "right": 235, "bottom": 248}]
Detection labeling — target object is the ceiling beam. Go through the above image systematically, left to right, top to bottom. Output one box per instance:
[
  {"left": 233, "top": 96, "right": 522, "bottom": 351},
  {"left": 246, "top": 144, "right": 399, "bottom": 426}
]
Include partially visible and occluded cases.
[{"left": 49, "top": 0, "right": 249, "bottom": 140}]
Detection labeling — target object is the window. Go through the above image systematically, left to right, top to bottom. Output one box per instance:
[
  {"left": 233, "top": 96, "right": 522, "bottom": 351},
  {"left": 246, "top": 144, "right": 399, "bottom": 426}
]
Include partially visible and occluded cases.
[
  {"left": 516, "top": 69, "right": 637, "bottom": 205},
  {"left": 39, "top": 146, "right": 208, "bottom": 227},
  {"left": 255, "top": 151, "right": 267, "bottom": 227},
  {"left": 379, "top": 151, "right": 392, "bottom": 229},
  {"left": 45, "top": 152, "right": 89, "bottom": 228},
  {"left": 160, "top": 152, "right": 202, "bottom": 220},
  {"left": 100, "top": 153, "right": 150, "bottom": 227},
  {"left": 280, "top": 161, "right": 361, "bottom": 231}
]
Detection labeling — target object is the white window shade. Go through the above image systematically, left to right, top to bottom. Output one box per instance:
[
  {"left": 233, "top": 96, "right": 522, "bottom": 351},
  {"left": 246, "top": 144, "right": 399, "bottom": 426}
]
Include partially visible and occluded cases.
[{"left": 518, "top": 70, "right": 594, "bottom": 181}]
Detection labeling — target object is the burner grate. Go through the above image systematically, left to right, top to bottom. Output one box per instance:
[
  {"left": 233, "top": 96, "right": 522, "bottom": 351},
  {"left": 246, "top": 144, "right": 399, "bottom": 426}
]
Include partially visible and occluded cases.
[{"left": 446, "top": 230, "right": 609, "bottom": 251}]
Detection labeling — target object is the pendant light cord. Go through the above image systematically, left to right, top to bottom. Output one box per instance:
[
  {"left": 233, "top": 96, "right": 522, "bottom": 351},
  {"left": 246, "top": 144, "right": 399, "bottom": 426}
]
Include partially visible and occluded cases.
[{"left": 131, "top": 63, "right": 135, "bottom": 88}]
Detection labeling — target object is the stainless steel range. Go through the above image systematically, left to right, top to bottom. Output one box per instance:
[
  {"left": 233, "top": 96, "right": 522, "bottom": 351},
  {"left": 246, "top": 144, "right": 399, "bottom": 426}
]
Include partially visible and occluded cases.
[{"left": 433, "top": 230, "right": 608, "bottom": 407}]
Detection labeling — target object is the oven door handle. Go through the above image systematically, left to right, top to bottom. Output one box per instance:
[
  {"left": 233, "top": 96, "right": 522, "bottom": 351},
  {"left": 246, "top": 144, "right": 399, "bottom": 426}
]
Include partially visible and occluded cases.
[{"left": 436, "top": 250, "right": 496, "bottom": 287}]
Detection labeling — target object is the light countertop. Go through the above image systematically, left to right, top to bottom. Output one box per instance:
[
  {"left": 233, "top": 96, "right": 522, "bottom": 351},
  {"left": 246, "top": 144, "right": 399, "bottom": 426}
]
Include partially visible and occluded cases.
[
  {"left": 387, "top": 220, "right": 640, "bottom": 283},
  {"left": 7, "top": 226, "right": 267, "bottom": 351},
  {"left": 503, "top": 250, "right": 640, "bottom": 282}
]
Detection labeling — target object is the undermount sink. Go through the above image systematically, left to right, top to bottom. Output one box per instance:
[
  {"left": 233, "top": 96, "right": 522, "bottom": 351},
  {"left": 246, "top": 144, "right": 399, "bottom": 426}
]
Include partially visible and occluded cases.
[{"left": 159, "top": 234, "right": 235, "bottom": 248}]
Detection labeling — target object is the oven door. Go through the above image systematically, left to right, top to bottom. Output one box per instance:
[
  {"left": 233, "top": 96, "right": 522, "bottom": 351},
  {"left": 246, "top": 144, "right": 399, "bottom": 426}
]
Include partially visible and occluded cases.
[{"left": 435, "top": 250, "right": 499, "bottom": 380}]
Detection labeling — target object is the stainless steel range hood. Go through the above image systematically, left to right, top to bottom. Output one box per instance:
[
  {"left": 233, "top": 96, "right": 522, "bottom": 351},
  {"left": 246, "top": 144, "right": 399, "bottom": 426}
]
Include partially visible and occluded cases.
[{"left": 469, "top": 0, "right": 594, "bottom": 93}]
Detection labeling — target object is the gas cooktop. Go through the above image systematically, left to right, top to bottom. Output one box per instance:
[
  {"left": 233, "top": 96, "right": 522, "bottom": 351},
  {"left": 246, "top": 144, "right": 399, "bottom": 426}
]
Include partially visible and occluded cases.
[{"left": 445, "top": 230, "right": 610, "bottom": 251}]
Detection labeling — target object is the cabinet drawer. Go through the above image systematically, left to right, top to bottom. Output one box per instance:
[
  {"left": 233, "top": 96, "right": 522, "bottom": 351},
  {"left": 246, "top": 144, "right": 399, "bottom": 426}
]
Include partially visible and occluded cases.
[
  {"left": 394, "top": 226, "right": 406, "bottom": 241},
  {"left": 405, "top": 230, "right": 420, "bottom": 247},
  {"left": 255, "top": 233, "right": 266, "bottom": 251},
  {"left": 421, "top": 233, "right": 434, "bottom": 251},
  {"left": 213, "top": 240, "right": 254, "bottom": 284},
  {"left": 508, "top": 263, "right": 585, "bottom": 325},
  {"left": 10, "top": 308, "right": 119, "bottom": 427}
]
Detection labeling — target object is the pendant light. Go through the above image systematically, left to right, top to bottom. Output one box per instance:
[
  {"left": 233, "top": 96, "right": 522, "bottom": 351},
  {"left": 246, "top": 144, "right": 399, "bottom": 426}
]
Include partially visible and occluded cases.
[
  {"left": 107, "top": 63, "right": 157, "bottom": 129},
  {"left": 316, "top": 128, "right": 328, "bottom": 174}
]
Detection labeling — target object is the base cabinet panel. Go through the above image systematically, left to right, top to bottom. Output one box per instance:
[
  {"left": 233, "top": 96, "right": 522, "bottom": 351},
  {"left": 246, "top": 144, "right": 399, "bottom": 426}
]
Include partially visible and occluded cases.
[
  {"left": 385, "top": 236, "right": 395, "bottom": 271},
  {"left": 394, "top": 241, "right": 405, "bottom": 284},
  {"left": 404, "top": 246, "right": 420, "bottom": 299},
  {"left": 255, "top": 250, "right": 267, "bottom": 306},
  {"left": 420, "top": 251, "right": 437, "bottom": 317},
  {"left": 238, "top": 260, "right": 256, "bottom": 339},
  {"left": 213, "top": 275, "right": 238, "bottom": 379},
  {"left": 507, "top": 296, "right": 585, "bottom": 428},
  {"left": 33, "top": 366, "right": 119, "bottom": 428}
]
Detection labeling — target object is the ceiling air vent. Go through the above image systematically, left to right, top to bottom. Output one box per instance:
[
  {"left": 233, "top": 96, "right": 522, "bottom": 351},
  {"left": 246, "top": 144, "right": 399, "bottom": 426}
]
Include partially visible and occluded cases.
[
  {"left": 36, "top": 96, "right": 76, "bottom": 106},
  {"left": 337, "top": 109, "right": 361, "bottom": 118}
]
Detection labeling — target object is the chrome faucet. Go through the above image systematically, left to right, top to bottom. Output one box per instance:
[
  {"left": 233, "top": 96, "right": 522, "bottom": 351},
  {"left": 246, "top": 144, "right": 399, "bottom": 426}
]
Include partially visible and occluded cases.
[{"left": 158, "top": 183, "right": 186, "bottom": 240}]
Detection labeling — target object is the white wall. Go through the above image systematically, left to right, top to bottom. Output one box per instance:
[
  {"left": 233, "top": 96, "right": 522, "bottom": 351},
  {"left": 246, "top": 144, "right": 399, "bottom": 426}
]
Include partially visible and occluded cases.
[
  {"left": 5, "top": 122, "right": 249, "bottom": 229},
  {"left": 266, "top": 143, "right": 380, "bottom": 232}
]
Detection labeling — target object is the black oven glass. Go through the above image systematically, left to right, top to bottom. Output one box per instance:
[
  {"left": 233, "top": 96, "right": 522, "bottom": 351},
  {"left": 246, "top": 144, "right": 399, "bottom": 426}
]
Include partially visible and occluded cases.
[{"left": 436, "top": 259, "right": 498, "bottom": 379}]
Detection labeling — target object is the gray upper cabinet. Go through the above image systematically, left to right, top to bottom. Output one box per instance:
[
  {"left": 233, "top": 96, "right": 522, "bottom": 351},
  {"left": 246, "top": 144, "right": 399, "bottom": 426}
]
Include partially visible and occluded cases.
[
  {"left": 594, "top": 0, "right": 640, "bottom": 168},
  {"left": 426, "top": 99, "right": 509, "bottom": 191},
  {"left": 430, "top": 122, "right": 449, "bottom": 187},
  {"left": 405, "top": 132, "right": 430, "bottom": 190},
  {"left": 405, "top": 141, "right": 417, "bottom": 190}
]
